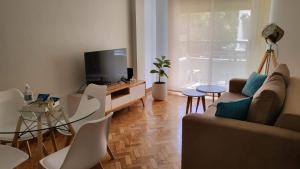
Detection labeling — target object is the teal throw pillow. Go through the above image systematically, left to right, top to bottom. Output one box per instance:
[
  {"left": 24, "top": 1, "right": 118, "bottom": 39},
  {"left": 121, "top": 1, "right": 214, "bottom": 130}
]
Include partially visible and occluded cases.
[
  {"left": 242, "top": 72, "right": 267, "bottom": 97},
  {"left": 215, "top": 97, "right": 253, "bottom": 120}
]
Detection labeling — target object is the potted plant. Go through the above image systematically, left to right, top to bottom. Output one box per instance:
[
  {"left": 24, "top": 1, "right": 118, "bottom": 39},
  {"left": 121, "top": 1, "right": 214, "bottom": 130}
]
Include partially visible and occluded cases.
[{"left": 150, "top": 56, "right": 171, "bottom": 100}]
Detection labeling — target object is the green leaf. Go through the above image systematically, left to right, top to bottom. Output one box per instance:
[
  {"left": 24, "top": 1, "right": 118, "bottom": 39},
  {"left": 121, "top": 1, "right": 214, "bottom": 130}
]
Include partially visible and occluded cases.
[
  {"left": 161, "top": 56, "right": 166, "bottom": 60},
  {"left": 155, "top": 58, "right": 163, "bottom": 64},
  {"left": 153, "top": 63, "right": 161, "bottom": 69},
  {"left": 163, "top": 65, "right": 171, "bottom": 68},
  {"left": 150, "top": 69, "right": 159, "bottom": 74},
  {"left": 159, "top": 69, "right": 165, "bottom": 77},
  {"left": 163, "top": 71, "right": 169, "bottom": 78}
]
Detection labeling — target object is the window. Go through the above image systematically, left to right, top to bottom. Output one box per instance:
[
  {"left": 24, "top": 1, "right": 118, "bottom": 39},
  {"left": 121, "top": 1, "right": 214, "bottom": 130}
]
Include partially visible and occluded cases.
[{"left": 168, "top": 0, "right": 254, "bottom": 91}]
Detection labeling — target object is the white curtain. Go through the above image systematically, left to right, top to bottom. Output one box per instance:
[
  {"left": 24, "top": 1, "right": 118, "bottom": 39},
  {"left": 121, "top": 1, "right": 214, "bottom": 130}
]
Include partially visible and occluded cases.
[{"left": 168, "top": 0, "right": 271, "bottom": 91}]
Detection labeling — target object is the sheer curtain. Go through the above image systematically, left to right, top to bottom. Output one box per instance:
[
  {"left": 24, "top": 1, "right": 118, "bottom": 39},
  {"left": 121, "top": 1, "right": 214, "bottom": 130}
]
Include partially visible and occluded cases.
[{"left": 168, "top": 0, "right": 270, "bottom": 91}]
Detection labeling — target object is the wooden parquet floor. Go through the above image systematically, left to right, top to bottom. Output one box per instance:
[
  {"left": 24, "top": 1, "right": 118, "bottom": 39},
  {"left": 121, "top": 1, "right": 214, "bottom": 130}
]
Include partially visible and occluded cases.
[{"left": 16, "top": 93, "right": 207, "bottom": 169}]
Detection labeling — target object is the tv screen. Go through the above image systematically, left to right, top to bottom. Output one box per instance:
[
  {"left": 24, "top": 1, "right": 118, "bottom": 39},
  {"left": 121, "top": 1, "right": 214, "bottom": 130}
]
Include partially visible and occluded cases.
[{"left": 84, "top": 48, "right": 128, "bottom": 85}]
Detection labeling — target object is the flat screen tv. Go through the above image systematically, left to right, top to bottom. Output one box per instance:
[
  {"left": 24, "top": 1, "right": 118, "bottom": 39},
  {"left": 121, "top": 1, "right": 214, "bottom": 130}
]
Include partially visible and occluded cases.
[{"left": 84, "top": 48, "right": 128, "bottom": 85}]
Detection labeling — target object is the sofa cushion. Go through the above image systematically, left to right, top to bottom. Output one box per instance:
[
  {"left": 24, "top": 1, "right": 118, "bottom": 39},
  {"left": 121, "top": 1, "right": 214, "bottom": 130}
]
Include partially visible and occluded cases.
[
  {"left": 269, "top": 64, "right": 290, "bottom": 86},
  {"left": 242, "top": 72, "right": 267, "bottom": 97},
  {"left": 247, "top": 74, "right": 286, "bottom": 125},
  {"left": 275, "top": 77, "right": 300, "bottom": 131},
  {"left": 211, "top": 92, "right": 246, "bottom": 107},
  {"left": 215, "top": 97, "right": 252, "bottom": 120}
]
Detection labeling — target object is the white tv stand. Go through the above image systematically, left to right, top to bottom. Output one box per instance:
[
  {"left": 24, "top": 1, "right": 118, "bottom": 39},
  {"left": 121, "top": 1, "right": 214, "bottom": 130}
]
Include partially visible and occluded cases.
[
  {"left": 69, "top": 80, "right": 145, "bottom": 114},
  {"left": 105, "top": 80, "right": 145, "bottom": 112}
]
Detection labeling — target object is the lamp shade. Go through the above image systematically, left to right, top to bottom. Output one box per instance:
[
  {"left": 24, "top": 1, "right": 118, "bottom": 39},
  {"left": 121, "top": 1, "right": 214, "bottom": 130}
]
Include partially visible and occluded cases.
[{"left": 262, "top": 23, "right": 284, "bottom": 44}]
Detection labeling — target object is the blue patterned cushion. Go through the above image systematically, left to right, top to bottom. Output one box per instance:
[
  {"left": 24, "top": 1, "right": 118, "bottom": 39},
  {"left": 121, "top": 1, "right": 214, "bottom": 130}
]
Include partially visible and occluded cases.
[
  {"left": 242, "top": 72, "right": 267, "bottom": 97},
  {"left": 215, "top": 97, "right": 253, "bottom": 120}
]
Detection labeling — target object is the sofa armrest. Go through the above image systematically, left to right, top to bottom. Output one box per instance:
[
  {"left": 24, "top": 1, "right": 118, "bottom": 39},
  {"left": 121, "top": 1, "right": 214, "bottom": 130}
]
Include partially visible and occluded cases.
[
  {"left": 229, "top": 78, "right": 247, "bottom": 94},
  {"left": 182, "top": 114, "right": 300, "bottom": 169}
]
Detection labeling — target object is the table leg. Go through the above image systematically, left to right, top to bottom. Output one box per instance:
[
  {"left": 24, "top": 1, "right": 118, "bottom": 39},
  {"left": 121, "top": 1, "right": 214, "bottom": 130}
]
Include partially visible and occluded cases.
[
  {"left": 212, "top": 93, "right": 215, "bottom": 102},
  {"left": 218, "top": 93, "right": 221, "bottom": 98},
  {"left": 202, "top": 96, "right": 206, "bottom": 112},
  {"left": 185, "top": 97, "right": 190, "bottom": 115},
  {"left": 190, "top": 97, "right": 193, "bottom": 113},
  {"left": 196, "top": 97, "right": 200, "bottom": 112},
  {"left": 61, "top": 110, "right": 76, "bottom": 146},
  {"left": 45, "top": 113, "right": 58, "bottom": 151},
  {"left": 26, "top": 141, "right": 32, "bottom": 157}
]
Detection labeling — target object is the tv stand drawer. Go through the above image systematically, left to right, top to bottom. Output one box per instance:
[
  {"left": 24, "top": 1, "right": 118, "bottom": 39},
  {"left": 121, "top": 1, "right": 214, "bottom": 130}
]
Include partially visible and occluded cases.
[
  {"left": 130, "top": 84, "right": 145, "bottom": 101},
  {"left": 111, "top": 94, "right": 130, "bottom": 110}
]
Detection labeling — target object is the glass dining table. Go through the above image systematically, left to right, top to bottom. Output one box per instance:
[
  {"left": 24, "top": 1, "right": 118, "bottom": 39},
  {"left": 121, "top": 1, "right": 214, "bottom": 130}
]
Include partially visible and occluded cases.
[{"left": 0, "top": 95, "right": 100, "bottom": 166}]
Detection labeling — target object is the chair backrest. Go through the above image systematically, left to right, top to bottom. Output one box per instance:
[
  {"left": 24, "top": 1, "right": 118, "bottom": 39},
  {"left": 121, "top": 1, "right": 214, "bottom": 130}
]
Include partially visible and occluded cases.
[
  {"left": 83, "top": 84, "right": 107, "bottom": 119},
  {"left": 0, "top": 89, "right": 24, "bottom": 128},
  {"left": 68, "top": 94, "right": 100, "bottom": 122},
  {"left": 60, "top": 112, "right": 113, "bottom": 169}
]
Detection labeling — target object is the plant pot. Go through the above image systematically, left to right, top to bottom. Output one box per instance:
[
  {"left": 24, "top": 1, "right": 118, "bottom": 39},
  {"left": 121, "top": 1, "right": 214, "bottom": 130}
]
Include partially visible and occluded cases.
[{"left": 152, "top": 82, "right": 167, "bottom": 100}]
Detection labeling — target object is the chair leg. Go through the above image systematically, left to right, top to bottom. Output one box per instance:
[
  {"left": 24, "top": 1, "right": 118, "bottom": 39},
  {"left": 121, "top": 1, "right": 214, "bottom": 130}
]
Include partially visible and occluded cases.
[
  {"left": 140, "top": 98, "right": 145, "bottom": 107},
  {"left": 50, "top": 130, "right": 58, "bottom": 151},
  {"left": 65, "top": 136, "right": 73, "bottom": 146},
  {"left": 26, "top": 141, "right": 32, "bottom": 158},
  {"left": 42, "top": 143, "right": 49, "bottom": 155},
  {"left": 107, "top": 145, "right": 115, "bottom": 160},
  {"left": 97, "top": 162, "right": 104, "bottom": 169}
]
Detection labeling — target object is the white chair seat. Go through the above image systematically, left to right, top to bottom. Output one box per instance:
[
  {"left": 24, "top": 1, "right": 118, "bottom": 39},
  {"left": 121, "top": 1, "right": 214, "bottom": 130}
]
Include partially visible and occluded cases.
[
  {"left": 0, "top": 145, "right": 28, "bottom": 169},
  {"left": 40, "top": 146, "right": 70, "bottom": 169}
]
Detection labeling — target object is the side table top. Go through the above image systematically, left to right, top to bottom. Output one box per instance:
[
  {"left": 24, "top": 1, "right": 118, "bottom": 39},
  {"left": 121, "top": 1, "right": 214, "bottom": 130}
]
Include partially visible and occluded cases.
[
  {"left": 196, "top": 85, "right": 226, "bottom": 93},
  {"left": 182, "top": 89, "right": 206, "bottom": 97}
]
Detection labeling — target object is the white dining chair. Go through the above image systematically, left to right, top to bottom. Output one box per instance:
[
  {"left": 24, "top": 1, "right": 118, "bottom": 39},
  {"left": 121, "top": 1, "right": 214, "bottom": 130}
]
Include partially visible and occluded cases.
[
  {"left": 57, "top": 84, "right": 115, "bottom": 159},
  {"left": 83, "top": 84, "right": 107, "bottom": 120},
  {"left": 83, "top": 84, "right": 115, "bottom": 159},
  {"left": 0, "top": 88, "right": 38, "bottom": 157},
  {"left": 56, "top": 94, "right": 101, "bottom": 133},
  {"left": 40, "top": 112, "right": 113, "bottom": 169},
  {"left": 0, "top": 144, "right": 29, "bottom": 169}
]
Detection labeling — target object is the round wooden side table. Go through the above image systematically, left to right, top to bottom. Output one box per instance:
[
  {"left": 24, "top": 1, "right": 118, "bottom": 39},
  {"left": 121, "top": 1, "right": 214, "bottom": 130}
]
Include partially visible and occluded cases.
[
  {"left": 196, "top": 85, "right": 226, "bottom": 102},
  {"left": 182, "top": 89, "right": 206, "bottom": 115}
]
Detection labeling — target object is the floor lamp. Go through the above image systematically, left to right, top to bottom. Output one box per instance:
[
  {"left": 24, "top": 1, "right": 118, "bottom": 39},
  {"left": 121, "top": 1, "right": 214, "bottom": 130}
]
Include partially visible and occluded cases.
[{"left": 257, "top": 23, "right": 284, "bottom": 75}]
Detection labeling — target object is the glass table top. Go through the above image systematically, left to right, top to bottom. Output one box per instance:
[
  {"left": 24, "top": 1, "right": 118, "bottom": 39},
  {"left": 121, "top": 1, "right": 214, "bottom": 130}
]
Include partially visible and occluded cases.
[
  {"left": 196, "top": 85, "right": 226, "bottom": 93},
  {"left": 0, "top": 94, "right": 100, "bottom": 134}
]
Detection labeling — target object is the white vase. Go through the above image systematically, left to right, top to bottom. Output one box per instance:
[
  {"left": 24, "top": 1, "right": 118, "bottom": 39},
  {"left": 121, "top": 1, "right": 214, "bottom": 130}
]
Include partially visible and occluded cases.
[{"left": 152, "top": 82, "right": 167, "bottom": 100}]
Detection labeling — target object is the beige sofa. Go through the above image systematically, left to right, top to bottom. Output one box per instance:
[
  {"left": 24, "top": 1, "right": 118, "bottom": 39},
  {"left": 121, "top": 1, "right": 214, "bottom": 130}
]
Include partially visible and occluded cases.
[{"left": 182, "top": 65, "right": 300, "bottom": 169}]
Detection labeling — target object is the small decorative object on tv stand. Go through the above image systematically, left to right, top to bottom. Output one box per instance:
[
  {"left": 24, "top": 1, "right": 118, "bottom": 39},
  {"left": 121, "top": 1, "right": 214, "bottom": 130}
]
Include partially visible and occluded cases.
[{"left": 150, "top": 56, "right": 171, "bottom": 101}]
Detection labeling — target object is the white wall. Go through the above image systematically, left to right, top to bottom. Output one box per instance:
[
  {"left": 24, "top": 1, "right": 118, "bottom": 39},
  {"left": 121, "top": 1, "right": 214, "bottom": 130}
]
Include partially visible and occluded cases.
[
  {"left": 0, "top": 0, "right": 132, "bottom": 96},
  {"left": 270, "top": 0, "right": 300, "bottom": 76}
]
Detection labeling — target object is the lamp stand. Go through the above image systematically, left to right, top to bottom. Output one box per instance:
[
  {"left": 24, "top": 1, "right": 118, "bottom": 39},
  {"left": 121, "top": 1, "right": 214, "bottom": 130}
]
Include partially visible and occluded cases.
[{"left": 257, "top": 49, "right": 278, "bottom": 75}]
